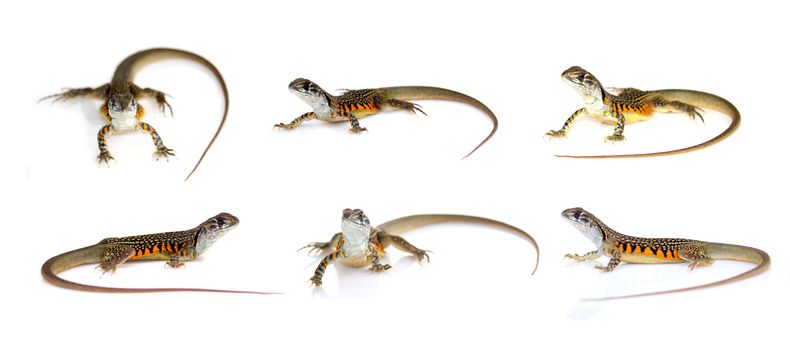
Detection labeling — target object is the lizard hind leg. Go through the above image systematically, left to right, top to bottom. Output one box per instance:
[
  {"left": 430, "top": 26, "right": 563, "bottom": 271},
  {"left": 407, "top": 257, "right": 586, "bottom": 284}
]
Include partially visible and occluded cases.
[
  {"left": 131, "top": 84, "right": 173, "bottom": 116},
  {"left": 384, "top": 98, "right": 426, "bottom": 116},
  {"left": 655, "top": 99, "right": 704, "bottom": 122},
  {"left": 377, "top": 232, "right": 431, "bottom": 263},
  {"left": 678, "top": 244, "right": 714, "bottom": 271},
  {"left": 99, "top": 245, "right": 136, "bottom": 274}
]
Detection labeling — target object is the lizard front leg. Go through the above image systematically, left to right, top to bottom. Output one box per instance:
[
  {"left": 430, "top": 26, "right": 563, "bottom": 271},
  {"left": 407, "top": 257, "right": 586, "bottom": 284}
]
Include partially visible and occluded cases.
[
  {"left": 41, "top": 84, "right": 111, "bottom": 103},
  {"left": 131, "top": 84, "right": 173, "bottom": 116},
  {"left": 546, "top": 108, "right": 585, "bottom": 138},
  {"left": 336, "top": 110, "right": 366, "bottom": 133},
  {"left": 604, "top": 110, "right": 626, "bottom": 142},
  {"left": 274, "top": 112, "right": 316, "bottom": 130},
  {"left": 138, "top": 122, "right": 175, "bottom": 160},
  {"left": 96, "top": 125, "right": 115, "bottom": 164},
  {"left": 377, "top": 231, "right": 431, "bottom": 263},
  {"left": 367, "top": 243, "right": 392, "bottom": 271},
  {"left": 310, "top": 250, "right": 345, "bottom": 287},
  {"left": 596, "top": 251, "right": 622, "bottom": 272},
  {"left": 167, "top": 253, "right": 187, "bottom": 268}
]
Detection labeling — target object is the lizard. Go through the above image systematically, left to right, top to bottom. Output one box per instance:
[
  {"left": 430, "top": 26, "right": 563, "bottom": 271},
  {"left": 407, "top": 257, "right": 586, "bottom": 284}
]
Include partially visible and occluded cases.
[
  {"left": 42, "top": 48, "right": 229, "bottom": 181},
  {"left": 545, "top": 66, "right": 740, "bottom": 158},
  {"left": 275, "top": 78, "right": 498, "bottom": 158},
  {"left": 560, "top": 207, "right": 770, "bottom": 300},
  {"left": 300, "top": 208, "right": 539, "bottom": 287},
  {"left": 41, "top": 213, "right": 277, "bottom": 294}
]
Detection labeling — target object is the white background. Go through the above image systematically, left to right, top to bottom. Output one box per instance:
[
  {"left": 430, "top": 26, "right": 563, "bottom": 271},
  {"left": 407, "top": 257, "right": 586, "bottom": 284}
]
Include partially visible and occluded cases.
[{"left": 2, "top": 0, "right": 787, "bottom": 348}]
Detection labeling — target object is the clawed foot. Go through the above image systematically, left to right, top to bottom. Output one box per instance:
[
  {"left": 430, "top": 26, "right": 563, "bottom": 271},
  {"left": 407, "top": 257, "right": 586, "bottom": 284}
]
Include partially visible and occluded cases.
[
  {"left": 158, "top": 97, "right": 174, "bottom": 117},
  {"left": 408, "top": 103, "right": 426, "bottom": 116},
  {"left": 687, "top": 107, "right": 704, "bottom": 123},
  {"left": 274, "top": 123, "right": 295, "bottom": 130},
  {"left": 349, "top": 126, "right": 368, "bottom": 134},
  {"left": 544, "top": 130, "right": 566, "bottom": 139},
  {"left": 604, "top": 134, "right": 626, "bottom": 143},
  {"left": 154, "top": 146, "right": 176, "bottom": 161},
  {"left": 96, "top": 151, "right": 115, "bottom": 165},
  {"left": 298, "top": 242, "right": 329, "bottom": 255},
  {"left": 414, "top": 249, "right": 432, "bottom": 263},
  {"left": 564, "top": 253, "right": 583, "bottom": 261},
  {"left": 166, "top": 261, "right": 185, "bottom": 269},
  {"left": 369, "top": 263, "right": 392, "bottom": 272},
  {"left": 595, "top": 265, "right": 615, "bottom": 272},
  {"left": 309, "top": 276, "right": 323, "bottom": 288}
]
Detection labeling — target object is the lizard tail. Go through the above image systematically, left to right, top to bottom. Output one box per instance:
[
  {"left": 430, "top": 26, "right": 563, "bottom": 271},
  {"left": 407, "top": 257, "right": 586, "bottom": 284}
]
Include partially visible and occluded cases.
[
  {"left": 117, "top": 48, "right": 230, "bottom": 181},
  {"left": 380, "top": 86, "right": 498, "bottom": 159},
  {"left": 557, "top": 89, "right": 740, "bottom": 159},
  {"left": 376, "top": 214, "right": 539, "bottom": 275},
  {"left": 583, "top": 242, "right": 769, "bottom": 301},
  {"left": 41, "top": 245, "right": 278, "bottom": 294}
]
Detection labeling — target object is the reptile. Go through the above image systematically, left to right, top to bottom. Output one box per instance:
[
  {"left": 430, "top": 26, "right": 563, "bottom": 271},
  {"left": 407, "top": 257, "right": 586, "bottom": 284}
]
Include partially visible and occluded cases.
[
  {"left": 42, "top": 48, "right": 229, "bottom": 180},
  {"left": 545, "top": 66, "right": 740, "bottom": 158},
  {"left": 275, "top": 78, "right": 498, "bottom": 158},
  {"left": 561, "top": 207, "right": 769, "bottom": 300},
  {"left": 300, "top": 208, "right": 539, "bottom": 287},
  {"left": 42, "top": 213, "right": 276, "bottom": 294}
]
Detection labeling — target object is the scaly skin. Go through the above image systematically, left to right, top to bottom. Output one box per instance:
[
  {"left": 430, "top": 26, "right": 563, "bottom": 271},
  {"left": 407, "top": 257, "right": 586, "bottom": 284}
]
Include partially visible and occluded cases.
[
  {"left": 42, "top": 48, "right": 229, "bottom": 181},
  {"left": 547, "top": 66, "right": 740, "bottom": 158},
  {"left": 276, "top": 79, "right": 498, "bottom": 158},
  {"left": 561, "top": 207, "right": 769, "bottom": 300},
  {"left": 301, "top": 209, "right": 539, "bottom": 287},
  {"left": 41, "top": 213, "right": 277, "bottom": 294}
]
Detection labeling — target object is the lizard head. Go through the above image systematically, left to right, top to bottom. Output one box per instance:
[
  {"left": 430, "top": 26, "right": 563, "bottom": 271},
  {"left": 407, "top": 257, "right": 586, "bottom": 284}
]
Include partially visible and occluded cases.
[
  {"left": 561, "top": 66, "right": 604, "bottom": 102},
  {"left": 289, "top": 78, "right": 332, "bottom": 115},
  {"left": 107, "top": 93, "right": 138, "bottom": 120},
  {"left": 561, "top": 207, "right": 606, "bottom": 245},
  {"left": 561, "top": 207, "right": 595, "bottom": 228},
  {"left": 341, "top": 208, "right": 371, "bottom": 252},
  {"left": 195, "top": 213, "right": 240, "bottom": 255}
]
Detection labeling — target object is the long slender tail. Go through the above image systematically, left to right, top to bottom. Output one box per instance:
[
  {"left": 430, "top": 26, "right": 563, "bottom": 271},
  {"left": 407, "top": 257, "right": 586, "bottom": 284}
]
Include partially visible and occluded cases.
[
  {"left": 116, "top": 48, "right": 229, "bottom": 181},
  {"left": 381, "top": 86, "right": 498, "bottom": 159},
  {"left": 557, "top": 89, "right": 739, "bottom": 158},
  {"left": 376, "top": 214, "right": 539, "bottom": 275},
  {"left": 584, "top": 242, "right": 769, "bottom": 301},
  {"left": 41, "top": 245, "right": 277, "bottom": 294}
]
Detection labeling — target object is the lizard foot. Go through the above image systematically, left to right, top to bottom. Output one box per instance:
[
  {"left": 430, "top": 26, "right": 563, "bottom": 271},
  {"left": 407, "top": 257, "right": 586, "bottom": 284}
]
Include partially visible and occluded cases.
[
  {"left": 687, "top": 106, "right": 704, "bottom": 123},
  {"left": 274, "top": 123, "right": 295, "bottom": 130},
  {"left": 348, "top": 126, "right": 368, "bottom": 134},
  {"left": 544, "top": 130, "right": 567, "bottom": 139},
  {"left": 604, "top": 134, "right": 626, "bottom": 143},
  {"left": 154, "top": 146, "right": 176, "bottom": 161},
  {"left": 96, "top": 151, "right": 115, "bottom": 165},
  {"left": 298, "top": 242, "right": 331, "bottom": 255},
  {"left": 414, "top": 249, "right": 432, "bottom": 263},
  {"left": 564, "top": 253, "right": 584, "bottom": 261},
  {"left": 165, "top": 262, "right": 186, "bottom": 269},
  {"left": 369, "top": 263, "right": 392, "bottom": 272},
  {"left": 595, "top": 265, "right": 615, "bottom": 272},
  {"left": 309, "top": 276, "right": 323, "bottom": 288}
]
